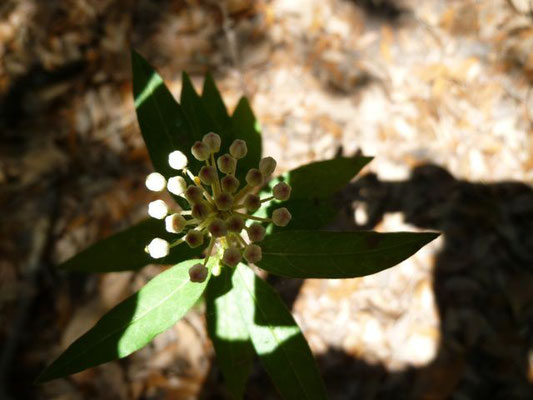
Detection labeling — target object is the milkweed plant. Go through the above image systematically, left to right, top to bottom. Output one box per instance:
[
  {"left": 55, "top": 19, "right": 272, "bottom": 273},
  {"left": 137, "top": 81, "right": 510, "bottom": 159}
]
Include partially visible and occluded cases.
[{"left": 36, "top": 50, "right": 439, "bottom": 399}]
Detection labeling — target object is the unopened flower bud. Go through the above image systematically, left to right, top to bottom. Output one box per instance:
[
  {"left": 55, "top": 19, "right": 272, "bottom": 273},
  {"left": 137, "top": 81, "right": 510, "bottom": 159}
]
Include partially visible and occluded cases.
[
  {"left": 202, "top": 132, "right": 221, "bottom": 153},
  {"left": 229, "top": 139, "right": 247, "bottom": 159},
  {"left": 191, "top": 141, "right": 210, "bottom": 161},
  {"left": 169, "top": 150, "right": 188, "bottom": 170},
  {"left": 217, "top": 154, "right": 236, "bottom": 174},
  {"left": 259, "top": 157, "right": 276, "bottom": 176},
  {"left": 199, "top": 166, "right": 217, "bottom": 185},
  {"left": 245, "top": 168, "right": 264, "bottom": 186},
  {"left": 145, "top": 172, "right": 166, "bottom": 192},
  {"left": 221, "top": 175, "right": 240, "bottom": 193},
  {"left": 167, "top": 176, "right": 187, "bottom": 196},
  {"left": 273, "top": 182, "right": 291, "bottom": 201},
  {"left": 184, "top": 186, "right": 203, "bottom": 204},
  {"left": 215, "top": 192, "right": 233, "bottom": 211},
  {"left": 243, "top": 194, "right": 261, "bottom": 212},
  {"left": 148, "top": 200, "right": 168, "bottom": 219},
  {"left": 192, "top": 201, "right": 210, "bottom": 221},
  {"left": 272, "top": 207, "right": 292, "bottom": 227},
  {"left": 165, "top": 214, "right": 187, "bottom": 233},
  {"left": 226, "top": 215, "right": 245, "bottom": 232},
  {"left": 208, "top": 218, "right": 227, "bottom": 237},
  {"left": 247, "top": 223, "right": 266, "bottom": 242},
  {"left": 185, "top": 230, "right": 204, "bottom": 248},
  {"left": 146, "top": 238, "right": 169, "bottom": 259},
  {"left": 243, "top": 244, "right": 262, "bottom": 264},
  {"left": 223, "top": 246, "right": 242, "bottom": 267},
  {"left": 189, "top": 263, "right": 208, "bottom": 283}
]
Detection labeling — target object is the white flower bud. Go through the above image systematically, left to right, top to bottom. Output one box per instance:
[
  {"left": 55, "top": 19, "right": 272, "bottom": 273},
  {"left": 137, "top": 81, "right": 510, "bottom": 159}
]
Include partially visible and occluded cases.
[
  {"left": 202, "top": 132, "right": 221, "bottom": 153},
  {"left": 229, "top": 139, "right": 247, "bottom": 159},
  {"left": 191, "top": 141, "right": 210, "bottom": 161},
  {"left": 169, "top": 150, "right": 188, "bottom": 170},
  {"left": 217, "top": 154, "right": 236, "bottom": 174},
  {"left": 259, "top": 157, "right": 276, "bottom": 176},
  {"left": 199, "top": 166, "right": 217, "bottom": 185},
  {"left": 245, "top": 168, "right": 264, "bottom": 187},
  {"left": 145, "top": 172, "right": 166, "bottom": 192},
  {"left": 221, "top": 175, "right": 240, "bottom": 193},
  {"left": 167, "top": 176, "right": 187, "bottom": 196},
  {"left": 273, "top": 182, "right": 291, "bottom": 201},
  {"left": 184, "top": 186, "right": 203, "bottom": 204},
  {"left": 215, "top": 192, "right": 233, "bottom": 211},
  {"left": 243, "top": 194, "right": 261, "bottom": 212},
  {"left": 148, "top": 200, "right": 168, "bottom": 219},
  {"left": 192, "top": 201, "right": 211, "bottom": 221},
  {"left": 272, "top": 207, "right": 291, "bottom": 227},
  {"left": 165, "top": 214, "right": 187, "bottom": 233},
  {"left": 226, "top": 216, "right": 245, "bottom": 233},
  {"left": 208, "top": 218, "right": 227, "bottom": 237},
  {"left": 247, "top": 223, "right": 266, "bottom": 242},
  {"left": 185, "top": 230, "right": 204, "bottom": 248},
  {"left": 146, "top": 238, "right": 169, "bottom": 259},
  {"left": 243, "top": 244, "right": 262, "bottom": 264},
  {"left": 223, "top": 246, "right": 242, "bottom": 267},
  {"left": 189, "top": 263, "right": 208, "bottom": 283}
]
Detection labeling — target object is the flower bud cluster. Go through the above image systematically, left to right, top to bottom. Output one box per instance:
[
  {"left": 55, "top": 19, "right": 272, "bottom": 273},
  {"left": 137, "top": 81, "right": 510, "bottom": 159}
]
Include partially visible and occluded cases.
[{"left": 144, "top": 133, "right": 292, "bottom": 282}]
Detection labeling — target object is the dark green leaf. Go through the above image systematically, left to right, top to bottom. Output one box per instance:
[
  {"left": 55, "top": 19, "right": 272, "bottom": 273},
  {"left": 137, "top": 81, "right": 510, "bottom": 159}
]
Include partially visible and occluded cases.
[
  {"left": 180, "top": 72, "right": 217, "bottom": 139},
  {"left": 202, "top": 72, "right": 232, "bottom": 130},
  {"left": 231, "top": 97, "right": 262, "bottom": 180},
  {"left": 59, "top": 218, "right": 203, "bottom": 272},
  {"left": 258, "top": 231, "right": 440, "bottom": 278},
  {"left": 36, "top": 259, "right": 211, "bottom": 383},
  {"left": 233, "top": 264, "right": 328, "bottom": 400},
  {"left": 205, "top": 267, "right": 254, "bottom": 399}
]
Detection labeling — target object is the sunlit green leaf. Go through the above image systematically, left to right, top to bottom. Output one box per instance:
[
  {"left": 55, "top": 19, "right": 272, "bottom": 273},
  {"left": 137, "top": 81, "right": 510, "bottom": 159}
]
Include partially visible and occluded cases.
[
  {"left": 258, "top": 231, "right": 440, "bottom": 278},
  {"left": 36, "top": 259, "right": 211, "bottom": 383},
  {"left": 233, "top": 264, "right": 328, "bottom": 400},
  {"left": 205, "top": 267, "right": 254, "bottom": 399}
]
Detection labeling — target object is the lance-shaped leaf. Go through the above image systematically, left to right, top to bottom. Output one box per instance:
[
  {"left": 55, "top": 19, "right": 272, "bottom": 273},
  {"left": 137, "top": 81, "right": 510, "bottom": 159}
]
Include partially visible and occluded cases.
[
  {"left": 202, "top": 73, "right": 232, "bottom": 130},
  {"left": 59, "top": 218, "right": 203, "bottom": 272},
  {"left": 258, "top": 231, "right": 439, "bottom": 278},
  {"left": 36, "top": 259, "right": 211, "bottom": 383},
  {"left": 233, "top": 264, "right": 328, "bottom": 400},
  {"left": 205, "top": 267, "right": 254, "bottom": 399}
]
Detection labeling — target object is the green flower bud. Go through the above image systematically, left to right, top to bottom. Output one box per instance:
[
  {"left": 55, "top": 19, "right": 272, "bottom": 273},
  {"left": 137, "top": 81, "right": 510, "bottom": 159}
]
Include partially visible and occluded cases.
[
  {"left": 202, "top": 132, "right": 221, "bottom": 153},
  {"left": 229, "top": 139, "right": 247, "bottom": 159},
  {"left": 191, "top": 141, "right": 210, "bottom": 161},
  {"left": 217, "top": 154, "right": 236, "bottom": 174},
  {"left": 259, "top": 157, "right": 276, "bottom": 176},
  {"left": 199, "top": 166, "right": 217, "bottom": 185},
  {"left": 245, "top": 168, "right": 264, "bottom": 186},
  {"left": 221, "top": 175, "right": 240, "bottom": 193},
  {"left": 167, "top": 176, "right": 187, "bottom": 196},
  {"left": 273, "top": 182, "right": 291, "bottom": 201},
  {"left": 184, "top": 185, "right": 203, "bottom": 204},
  {"left": 215, "top": 192, "right": 234, "bottom": 211},
  {"left": 243, "top": 194, "right": 261, "bottom": 212},
  {"left": 272, "top": 207, "right": 292, "bottom": 227},
  {"left": 165, "top": 213, "right": 187, "bottom": 233},
  {"left": 226, "top": 215, "right": 245, "bottom": 232},
  {"left": 208, "top": 218, "right": 227, "bottom": 237},
  {"left": 247, "top": 223, "right": 265, "bottom": 242},
  {"left": 185, "top": 230, "right": 204, "bottom": 248},
  {"left": 243, "top": 244, "right": 262, "bottom": 264},
  {"left": 223, "top": 246, "right": 242, "bottom": 267},
  {"left": 189, "top": 263, "right": 208, "bottom": 283}
]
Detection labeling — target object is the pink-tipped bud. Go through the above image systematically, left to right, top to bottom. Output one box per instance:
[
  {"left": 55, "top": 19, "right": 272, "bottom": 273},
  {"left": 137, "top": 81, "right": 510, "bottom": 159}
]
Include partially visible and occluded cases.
[
  {"left": 202, "top": 132, "right": 221, "bottom": 153},
  {"left": 229, "top": 139, "right": 247, "bottom": 159},
  {"left": 191, "top": 141, "right": 210, "bottom": 161},
  {"left": 168, "top": 150, "right": 188, "bottom": 170},
  {"left": 217, "top": 154, "right": 236, "bottom": 174},
  {"left": 259, "top": 157, "right": 277, "bottom": 176},
  {"left": 199, "top": 166, "right": 217, "bottom": 185},
  {"left": 245, "top": 168, "right": 264, "bottom": 187},
  {"left": 221, "top": 175, "right": 240, "bottom": 193},
  {"left": 273, "top": 182, "right": 291, "bottom": 201},
  {"left": 184, "top": 185, "right": 203, "bottom": 204},
  {"left": 215, "top": 192, "right": 234, "bottom": 211},
  {"left": 243, "top": 194, "right": 261, "bottom": 212},
  {"left": 192, "top": 201, "right": 210, "bottom": 221},
  {"left": 272, "top": 207, "right": 292, "bottom": 227},
  {"left": 165, "top": 214, "right": 187, "bottom": 233},
  {"left": 226, "top": 216, "right": 245, "bottom": 232},
  {"left": 208, "top": 218, "right": 227, "bottom": 237},
  {"left": 247, "top": 223, "right": 266, "bottom": 242},
  {"left": 185, "top": 230, "right": 204, "bottom": 248},
  {"left": 146, "top": 238, "right": 170, "bottom": 259},
  {"left": 243, "top": 244, "right": 262, "bottom": 264},
  {"left": 223, "top": 246, "right": 242, "bottom": 267},
  {"left": 189, "top": 263, "right": 208, "bottom": 283}
]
